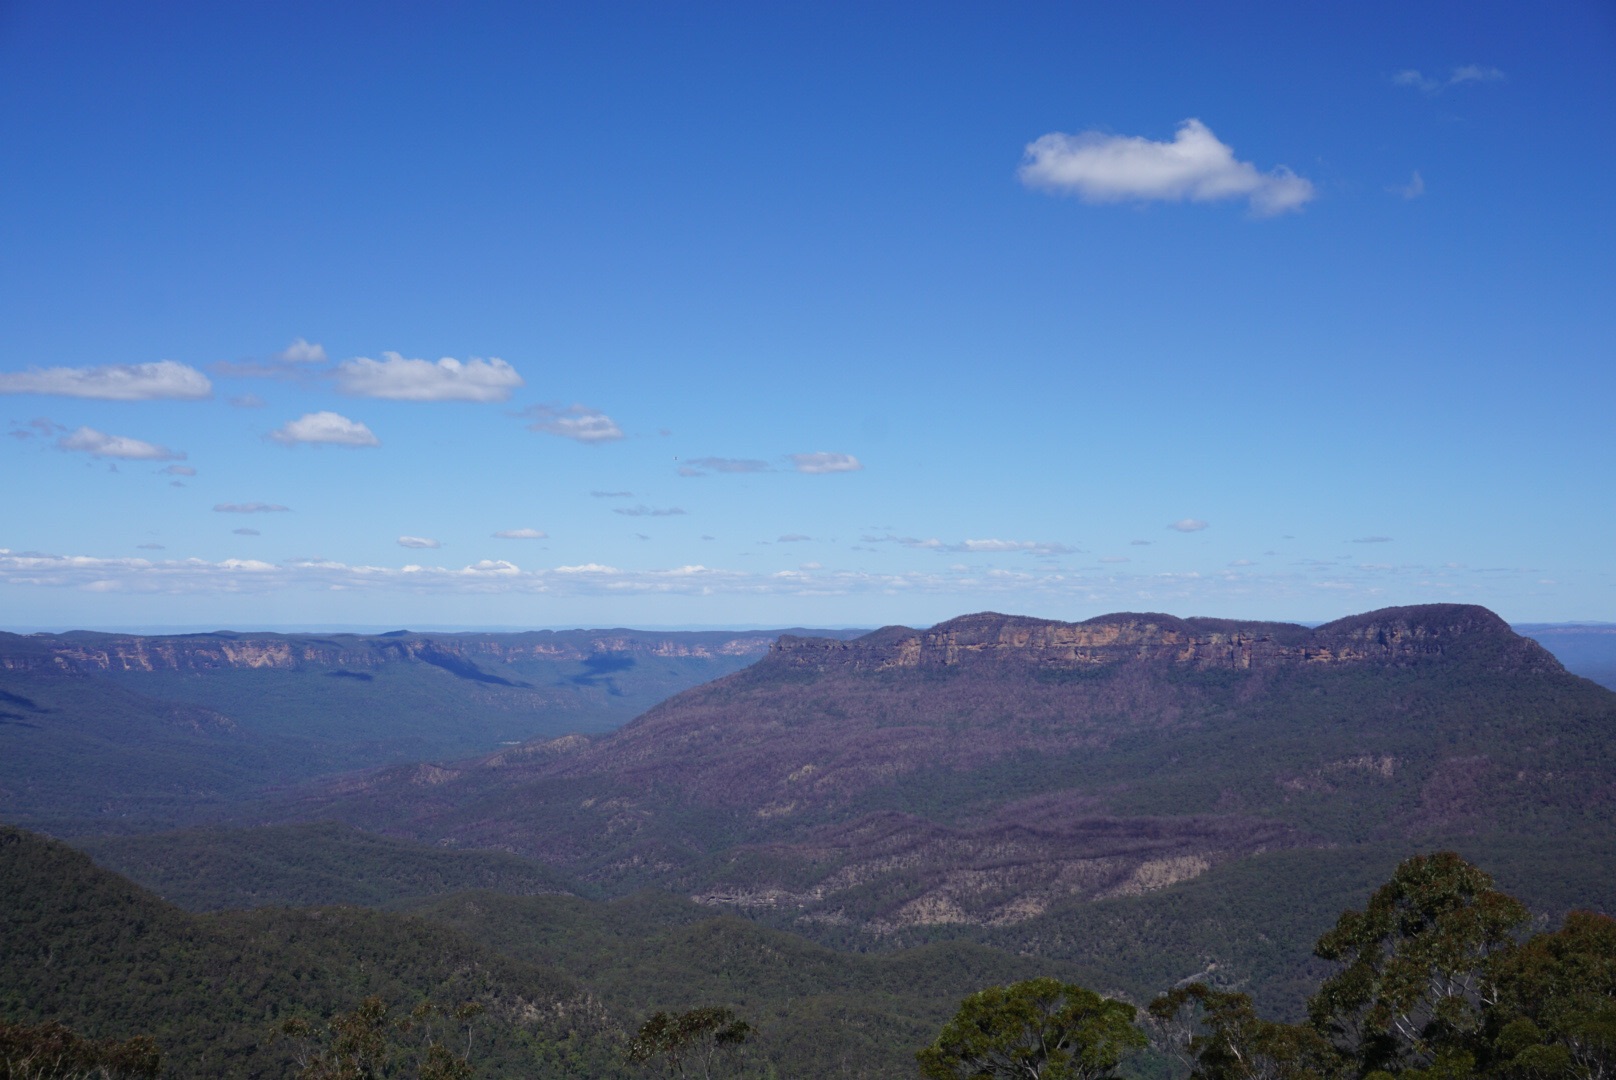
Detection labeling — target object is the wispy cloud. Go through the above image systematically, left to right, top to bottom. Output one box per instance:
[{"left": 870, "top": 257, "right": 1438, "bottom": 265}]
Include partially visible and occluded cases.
[
  {"left": 1393, "top": 65, "right": 1505, "bottom": 93},
  {"left": 1019, "top": 119, "right": 1314, "bottom": 216},
  {"left": 1390, "top": 171, "right": 1425, "bottom": 200},
  {"left": 337, "top": 352, "right": 523, "bottom": 402},
  {"left": 0, "top": 360, "right": 212, "bottom": 400},
  {"left": 230, "top": 393, "right": 267, "bottom": 408},
  {"left": 523, "top": 404, "right": 624, "bottom": 442},
  {"left": 269, "top": 411, "right": 380, "bottom": 447},
  {"left": 57, "top": 427, "right": 185, "bottom": 461},
  {"left": 790, "top": 451, "right": 863, "bottom": 474},
  {"left": 679, "top": 456, "right": 773, "bottom": 477},
  {"left": 162, "top": 464, "right": 196, "bottom": 476},
  {"left": 590, "top": 490, "right": 633, "bottom": 498},
  {"left": 213, "top": 503, "right": 290, "bottom": 513},
  {"left": 613, "top": 505, "right": 686, "bottom": 517},
  {"left": 1169, "top": 518, "right": 1210, "bottom": 533},
  {"left": 233, "top": 528, "right": 260, "bottom": 536},
  {"left": 493, "top": 528, "right": 548, "bottom": 539},
  {"left": 778, "top": 534, "right": 813, "bottom": 542},
  {"left": 862, "top": 534, "right": 1073, "bottom": 555},
  {"left": 398, "top": 536, "right": 441, "bottom": 549},
  {"left": 1351, "top": 536, "right": 1394, "bottom": 544},
  {"left": 136, "top": 543, "right": 165, "bottom": 550}
]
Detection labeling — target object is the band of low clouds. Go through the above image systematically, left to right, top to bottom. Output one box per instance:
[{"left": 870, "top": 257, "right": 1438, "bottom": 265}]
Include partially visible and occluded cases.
[{"left": 0, "top": 360, "right": 212, "bottom": 400}]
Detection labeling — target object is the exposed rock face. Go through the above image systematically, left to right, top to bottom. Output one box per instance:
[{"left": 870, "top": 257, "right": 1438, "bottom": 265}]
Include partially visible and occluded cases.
[{"left": 769, "top": 604, "right": 1562, "bottom": 675}]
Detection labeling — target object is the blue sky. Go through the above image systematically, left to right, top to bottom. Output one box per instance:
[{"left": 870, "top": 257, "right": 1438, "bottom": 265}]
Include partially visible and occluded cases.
[{"left": 2, "top": 1, "right": 1613, "bottom": 630}]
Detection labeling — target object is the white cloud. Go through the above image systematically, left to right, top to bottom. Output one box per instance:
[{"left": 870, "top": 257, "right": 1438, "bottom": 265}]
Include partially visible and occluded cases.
[
  {"left": 1394, "top": 65, "right": 1504, "bottom": 93},
  {"left": 1019, "top": 119, "right": 1315, "bottom": 216},
  {"left": 1391, "top": 171, "right": 1425, "bottom": 200},
  {"left": 276, "top": 338, "right": 328, "bottom": 364},
  {"left": 337, "top": 352, "right": 523, "bottom": 402},
  {"left": 0, "top": 360, "right": 212, "bottom": 400},
  {"left": 230, "top": 393, "right": 267, "bottom": 408},
  {"left": 524, "top": 404, "right": 624, "bottom": 442},
  {"left": 269, "top": 411, "right": 380, "bottom": 447},
  {"left": 57, "top": 427, "right": 185, "bottom": 461},
  {"left": 790, "top": 452, "right": 863, "bottom": 474},
  {"left": 162, "top": 464, "right": 197, "bottom": 476},
  {"left": 213, "top": 502, "right": 290, "bottom": 513},
  {"left": 1169, "top": 519, "right": 1210, "bottom": 533},
  {"left": 493, "top": 528, "right": 548, "bottom": 539},
  {"left": 863, "top": 534, "right": 1073, "bottom": 555},
  {"left": 398, "top": 536, "right": 441, "bottom": 549},
  {"left": 0, "top": 545, "right": 1487, "bottom": 606}
]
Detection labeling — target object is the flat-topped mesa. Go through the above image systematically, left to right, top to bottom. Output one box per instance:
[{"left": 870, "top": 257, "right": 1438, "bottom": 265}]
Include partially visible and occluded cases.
[
  {"left": 770, "top": 604, "right": 1564, "bottom": 675},
  {"left": 0, "top": 629, "right": 783, "bottom": 674}
]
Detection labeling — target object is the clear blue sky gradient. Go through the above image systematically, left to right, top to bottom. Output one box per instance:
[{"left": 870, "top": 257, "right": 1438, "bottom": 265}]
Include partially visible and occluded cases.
[{"left": 2, "top": 1, "right": 1613, "bottom": 629}]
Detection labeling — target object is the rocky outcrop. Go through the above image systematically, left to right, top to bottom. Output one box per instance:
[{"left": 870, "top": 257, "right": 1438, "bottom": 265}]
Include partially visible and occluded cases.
[{"left": 769, "top": 604, "right": 1563, "bottom": 676}]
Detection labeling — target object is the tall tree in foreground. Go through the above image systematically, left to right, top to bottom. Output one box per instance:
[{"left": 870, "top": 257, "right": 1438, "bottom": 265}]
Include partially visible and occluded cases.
[
  {"left": 1307, "top": 852, "right": 1528, "bottom": 1075},
  {"left": 1487, "top": 910, "right": 1616, "bottom": 1079},
  {"left": 916, "top": 977, "right": 1145, "bottom": 1080},
  {"left": 1148, "top": 983, "right": 1343, "bottom": 1080},
  {"left": 277, "top": 996, "right": 482, "bottom": 1080},
  {"left": 626, "top": 1006, "right": 751, "bottom": 1079}
]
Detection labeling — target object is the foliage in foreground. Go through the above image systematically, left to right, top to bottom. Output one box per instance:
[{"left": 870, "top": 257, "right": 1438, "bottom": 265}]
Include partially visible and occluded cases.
[
  {"left": 918, "top": 854, "right": 1614, "bottom": 1080},
  {"left": 0, "top": 1018, "right": 159, "bottom": 1080}
]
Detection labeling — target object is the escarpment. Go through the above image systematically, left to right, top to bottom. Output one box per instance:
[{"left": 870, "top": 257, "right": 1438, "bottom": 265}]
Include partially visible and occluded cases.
[{"left": 767, "top": 603, "right": 1562, "bottom": 676}]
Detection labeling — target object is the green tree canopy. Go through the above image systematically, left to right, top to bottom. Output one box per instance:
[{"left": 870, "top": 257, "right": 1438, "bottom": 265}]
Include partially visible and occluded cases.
[
  {"left": 1308, "top": 852, "right": 1529, "bottom": 1075},
  {"left": 917, "top": 977, "right": 1146, "bottom": 1080}
]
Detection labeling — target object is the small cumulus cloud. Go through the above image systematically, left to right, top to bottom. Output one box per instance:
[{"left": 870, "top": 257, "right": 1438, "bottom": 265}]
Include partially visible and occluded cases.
[
  {"left": 1393, "top": 65, "right": 1504, "bottom": 93},
  {"left": 1019, "top": 119, "right": 1314, "bottom": 216},
  {"left": 1391, "top": 171, "right": 1425, "bottom": 200},
  {"left": 276, "top": 338, "right": 328, "bottom": 364},
  {"left": 337, "top": 352, "right": 523, "bottom": 402},
  {"left": 0, "top": 360, "right": 212, "bottom": 400},
  {"left": 230, "top": 393, "right": 267, "bottom": 408},
  {"left": 524, "top": 404, "right": 624, "bottom": 443},
  {"left": 270, "top": 411, "right": 379, "bottom": 447},
  {"left": 57, "top": 427, "right": 185, "bottom": 461},
  {"left": 790, "top": 452, "right": 862, "bottom": 474},
  {"left": 162, "top": 464, "right": 196, "bottom": 476},
  {"left": 214, "top": 503, "right": 290, "bottom": 513},
  {"left": 613, "top": 505, "right": 686, "bottom": 517},
  {"left": 1169, "top": 518, "right": 1209, "bottom": 533},
  {"left": 233, "top": 528, "right": 260, "bottom": 536},
  {"left": 493, "top": 528, "right": 547, "bottom": 539},
  {"left": 778, "top": 534, "right": 813, "bottom": 542},
  {"left": 398, "top": 536, "right": 441, "bottom": 549},
  {"left": 1351, "top": 536, "right": 1394, "bottom": 544},
  {"left": 1130, "top": 539, "right": 1152, "bottom": 546},
  {"left": 1099, "top": 556, "right": 1131, "bottom": 564},
  {"left": 1229, "top": 559, "right": 1257, "bottom": 567},
  {"left": 799, "top": 561, "right": 823, "bottom": 570}
]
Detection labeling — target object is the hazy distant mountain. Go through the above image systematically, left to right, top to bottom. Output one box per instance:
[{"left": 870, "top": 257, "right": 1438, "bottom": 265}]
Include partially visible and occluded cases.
[{"left": 0, "top": 626, "right": 864, "bottom": 834}]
